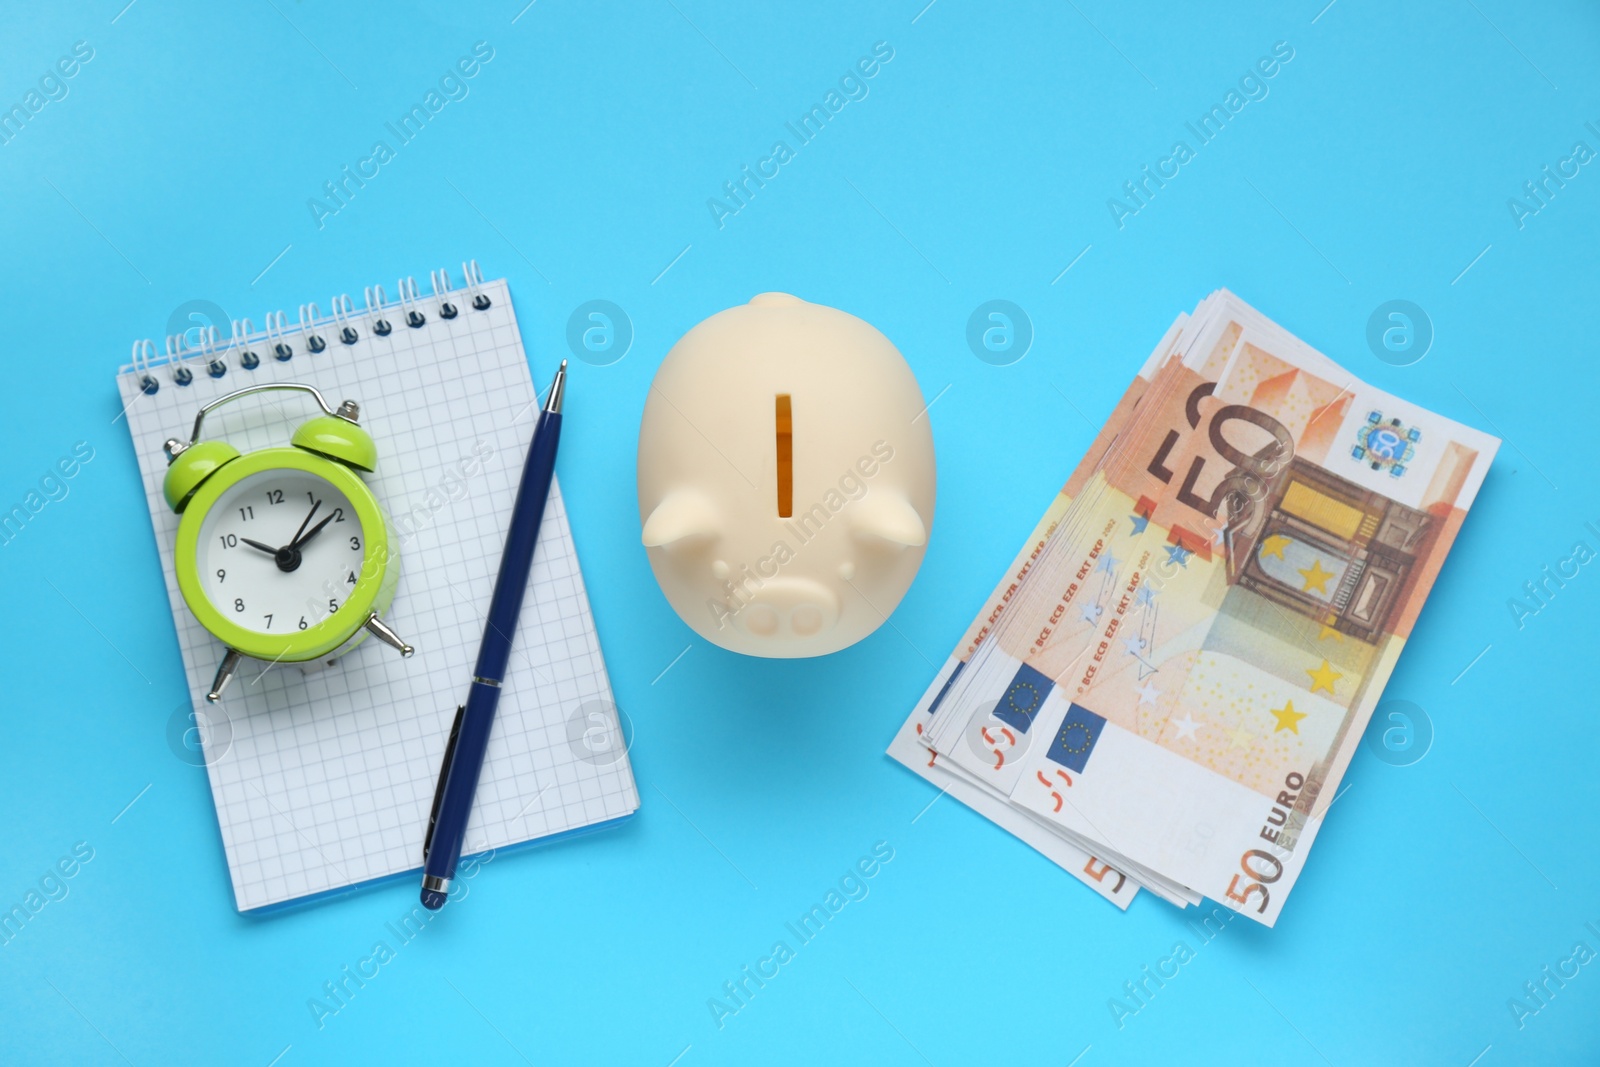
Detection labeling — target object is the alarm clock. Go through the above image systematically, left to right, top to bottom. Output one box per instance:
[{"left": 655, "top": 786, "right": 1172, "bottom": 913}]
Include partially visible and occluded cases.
[{"left": 161, "top": 382, "right": 413, "bottom": 702}]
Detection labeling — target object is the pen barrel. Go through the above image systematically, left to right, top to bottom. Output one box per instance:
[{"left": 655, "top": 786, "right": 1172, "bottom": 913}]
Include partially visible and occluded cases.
[
  {"left": 475, "top": 408, "right": 562, "bottom": 683},
  {"left": 423, "top": 679, "right": 501, "bottom": 880}
]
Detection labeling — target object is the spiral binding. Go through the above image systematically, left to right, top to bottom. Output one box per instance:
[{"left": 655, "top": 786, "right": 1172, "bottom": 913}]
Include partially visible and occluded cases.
[
  {"left": 130, "top": 261, "right": 492, "bottom": 393},
  {"left": 398, "top": 276, "right": 426, "bottom": 330},
  {"left": 363, "top": 284, "right": 393, "bottom": 337},
  {"left": 331, "top": 294, "right": 359, "bottom": 346},
  {"left": 299, "top": 302, "right": 327, "bottom": 353},
  {"left": 263, "top": 309, "right": 292, "bottom": 363},
  {"left": 232, "top": 318, "right": 260, "bottom": 370}
]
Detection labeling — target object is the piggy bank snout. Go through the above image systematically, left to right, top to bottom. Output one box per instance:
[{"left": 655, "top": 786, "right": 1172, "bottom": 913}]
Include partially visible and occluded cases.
[{"left": 735, "top": 578, "right": 840, "bottom": 639}]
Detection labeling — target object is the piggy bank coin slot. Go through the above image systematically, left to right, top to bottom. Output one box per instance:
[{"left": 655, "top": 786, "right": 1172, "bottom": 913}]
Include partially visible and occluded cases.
[{"left": 775, "top": 393, "right": 794, "bottom": 518}]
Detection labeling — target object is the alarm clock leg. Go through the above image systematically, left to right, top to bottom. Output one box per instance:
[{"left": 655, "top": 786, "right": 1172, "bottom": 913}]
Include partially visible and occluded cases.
[
  {"left": 364, "top": 612, "right": 415, "bottom": 658},
  {"left": 206, "top": 648, "right": 243, "bottom": 703}
]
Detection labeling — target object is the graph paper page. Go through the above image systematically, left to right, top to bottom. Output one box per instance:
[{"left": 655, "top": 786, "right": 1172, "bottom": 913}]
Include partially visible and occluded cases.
[{"left": 116, "top": 277, "right": 638, "bottom": 911}]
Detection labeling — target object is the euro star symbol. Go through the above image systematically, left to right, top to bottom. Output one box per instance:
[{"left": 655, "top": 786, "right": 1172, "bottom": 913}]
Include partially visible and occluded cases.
[
  {"left": 1128, "top": 514, "right": 1150, "bottom": 535},
  {"left": 1259, "top": 533, "right": 1291, "bottom": 560},
  {"left": 1165, "top": 544, "right": 1192, "bottom": 567},
  {"left": 1096, "top": 551, "right": 1122, "bottom": 576},
  {"left": 1299, "top": 559, "right": 1336, "bottom": 596},
  {"left": 1306, "top": 659, "right": 1343, "bottom": 695},
  {"left": 1135, "top": 681, "right": 1161, "bottom": 706},
  {"left": 1270, "top": 700, "right": 1307, "bottom": 734},
  {"left": 1171, "top": 712, "right": 1200, "bottom": 741},
  {"left": 1227, "top": 725, "right": 1256, "bottom": 751}
]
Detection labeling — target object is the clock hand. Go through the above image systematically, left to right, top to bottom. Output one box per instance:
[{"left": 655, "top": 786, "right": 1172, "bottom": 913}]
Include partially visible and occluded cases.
[
  {"left": 289, "top": 499, "right": 322, "bottom": 547},
  {"left": 292, "top": 512, "right": 337, "bottom": 549},
  {"left": 240, "top": 537, "right": 280, "bottom": 557}
]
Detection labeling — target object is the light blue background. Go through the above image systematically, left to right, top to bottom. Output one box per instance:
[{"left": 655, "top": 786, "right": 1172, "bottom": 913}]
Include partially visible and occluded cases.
[{"left": 1, "top": 1, "right": 1595, "bottom": 1063}]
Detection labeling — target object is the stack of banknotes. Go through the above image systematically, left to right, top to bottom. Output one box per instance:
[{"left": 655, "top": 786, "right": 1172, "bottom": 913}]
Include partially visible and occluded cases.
[{"left": 889, "top": 292, "right": 1499, "bottom": 926}]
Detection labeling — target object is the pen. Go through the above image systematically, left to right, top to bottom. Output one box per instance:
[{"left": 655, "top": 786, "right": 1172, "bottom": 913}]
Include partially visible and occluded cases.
[{"left": 420, "top": 359, "right": 567, "bottom": 909}]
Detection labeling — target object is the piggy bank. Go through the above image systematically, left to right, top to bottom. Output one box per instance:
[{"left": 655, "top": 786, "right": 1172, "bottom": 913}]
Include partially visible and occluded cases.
[{"left": 638, "top": 294, "right": 935, "bottom": 657}]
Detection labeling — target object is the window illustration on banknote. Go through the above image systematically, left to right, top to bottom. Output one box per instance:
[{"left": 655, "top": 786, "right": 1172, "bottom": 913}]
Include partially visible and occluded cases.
[{"left": 1236, "top": 457, "right": 1431, "bottom": 643}]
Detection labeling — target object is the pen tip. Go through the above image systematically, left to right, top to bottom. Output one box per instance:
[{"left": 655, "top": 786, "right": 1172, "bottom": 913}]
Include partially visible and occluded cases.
[
  {"left": 545, "top": 360, "right": 568, "bottom": 414},
  {"left": 421, "top": 887, "right": 448, "bottom": 910}
]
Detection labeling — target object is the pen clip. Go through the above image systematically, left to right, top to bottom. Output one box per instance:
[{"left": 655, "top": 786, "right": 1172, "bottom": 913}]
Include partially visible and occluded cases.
[{"left": 424, "top": 705, "right": 466, "bottom": 863}]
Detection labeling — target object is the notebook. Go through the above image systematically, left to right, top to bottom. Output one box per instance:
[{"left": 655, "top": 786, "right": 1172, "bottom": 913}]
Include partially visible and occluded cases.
[{"left": 115, "top": 265, "right": 639, "bottom": 912}]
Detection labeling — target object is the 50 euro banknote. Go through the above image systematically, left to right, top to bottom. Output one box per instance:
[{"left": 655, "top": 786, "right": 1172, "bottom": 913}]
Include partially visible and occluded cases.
[
  {"left": 892, "top": 292, "right": 1499, "bottom": 925},
  {"left": 994, "top": 320, "right": 1497, "bottom": 924}
]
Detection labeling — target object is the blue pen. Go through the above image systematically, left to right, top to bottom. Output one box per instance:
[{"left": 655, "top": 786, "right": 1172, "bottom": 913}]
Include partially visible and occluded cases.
[{"left": 421, "top": 359, "right": 567, "bottom": 909}]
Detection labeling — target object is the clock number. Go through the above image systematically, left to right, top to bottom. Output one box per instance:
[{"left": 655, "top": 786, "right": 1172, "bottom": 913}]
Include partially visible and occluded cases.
[
  {"left": 267, "top": 489, "right": 284, "bottom": 505},
  {"left": 238, "top": 505, "right": 254, "bottom": 521},
  {"left": 332, "top": 507, "right": 345, "bottom": 523},
  {"left": 219, "top": 533, "right": 237, "bottom": 549},
  {"left": 349, "top": 536, "right": 361, "bottom": 551},
  {"left": 216, "top": 568, "right": 225, "bottom": 583},
  {"left": 346, "top": 572, "right": 356, "bottom": 585},
  {"left": 233, "top": 598, "right": 245, "bottom": 613},
  {"left": 328, "top": 598, "right": 339, "bottom": 613},
  {"left": 262, "top": 614, "right": 273, "bottom": 628},
  {"left": 298, "top": 616, "right": 308, "bottom": 630}
]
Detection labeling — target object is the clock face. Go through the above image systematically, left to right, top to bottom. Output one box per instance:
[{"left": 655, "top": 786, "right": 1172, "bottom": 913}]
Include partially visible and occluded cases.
[{"left": 196, "top": 468, "right": 367, "bottom": 637}]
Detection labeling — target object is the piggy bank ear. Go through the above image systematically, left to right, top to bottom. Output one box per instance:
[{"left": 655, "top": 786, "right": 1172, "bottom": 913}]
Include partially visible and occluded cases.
[
  {"left": 642, "top": 490, "right": 721, "bottom": 547},
  {"left": 851, "top": 492, "right": 927, "bottom": 547}
]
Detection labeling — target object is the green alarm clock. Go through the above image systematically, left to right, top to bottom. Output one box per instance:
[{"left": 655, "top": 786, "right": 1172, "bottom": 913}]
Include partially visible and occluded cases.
[{"left": 161, "top": 382, "right": 413, "bottom": 703}]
